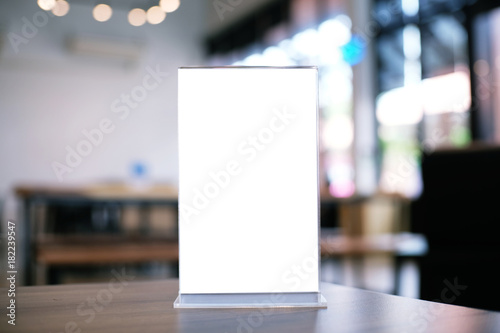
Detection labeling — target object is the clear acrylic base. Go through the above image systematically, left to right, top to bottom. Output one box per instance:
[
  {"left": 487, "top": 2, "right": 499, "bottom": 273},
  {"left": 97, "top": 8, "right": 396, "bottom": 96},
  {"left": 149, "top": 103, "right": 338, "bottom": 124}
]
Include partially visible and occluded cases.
[{"left": 173, "top": 292, "right": 327, "bottom": 309}]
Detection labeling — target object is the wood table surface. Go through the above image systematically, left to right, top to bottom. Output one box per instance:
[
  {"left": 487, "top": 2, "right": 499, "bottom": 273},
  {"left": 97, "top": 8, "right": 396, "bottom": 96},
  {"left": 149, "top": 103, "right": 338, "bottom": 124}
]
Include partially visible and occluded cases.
[{"left": 1, "top": 279, "right": 499, "bottom": 333}]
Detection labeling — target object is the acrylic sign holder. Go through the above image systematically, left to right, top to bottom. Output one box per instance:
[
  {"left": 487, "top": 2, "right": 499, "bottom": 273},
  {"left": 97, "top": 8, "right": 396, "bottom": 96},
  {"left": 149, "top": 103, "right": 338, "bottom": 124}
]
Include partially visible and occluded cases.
[{"left": 175, "top": 66, "right": 326, "bottom": 308}]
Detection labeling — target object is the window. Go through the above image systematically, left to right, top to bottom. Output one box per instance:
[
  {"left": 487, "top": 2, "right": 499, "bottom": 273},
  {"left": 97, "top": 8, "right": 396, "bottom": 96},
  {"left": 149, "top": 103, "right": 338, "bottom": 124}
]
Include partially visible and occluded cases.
[
  {"left": 375, "top": 0, "right": 472, "bottom": 197},
  {"left": 208, "top": 11, "right": 362, "bottom": 199}
]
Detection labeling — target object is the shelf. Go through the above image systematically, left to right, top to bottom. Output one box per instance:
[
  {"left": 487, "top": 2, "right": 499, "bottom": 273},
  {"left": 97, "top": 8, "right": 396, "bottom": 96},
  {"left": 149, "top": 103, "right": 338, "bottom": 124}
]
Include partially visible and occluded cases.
[
  {"left": 15, "top": 183, "right": 179, "bottom": 203},
  {"left": 320, "top": 231, "right": 428, "bottom": 257},
  {"left": 36, "top": 232, "right": 427, "bottom": 267},
  {"left": 36, "top": 235, "right": 178, "bottom": 265}
]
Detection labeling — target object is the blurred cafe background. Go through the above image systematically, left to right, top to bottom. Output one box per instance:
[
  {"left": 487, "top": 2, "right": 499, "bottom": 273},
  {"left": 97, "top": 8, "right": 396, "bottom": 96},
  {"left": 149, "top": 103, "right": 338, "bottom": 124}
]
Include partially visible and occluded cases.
[{"left": 1, "top": 0, "right": 500, "bottom": 312}]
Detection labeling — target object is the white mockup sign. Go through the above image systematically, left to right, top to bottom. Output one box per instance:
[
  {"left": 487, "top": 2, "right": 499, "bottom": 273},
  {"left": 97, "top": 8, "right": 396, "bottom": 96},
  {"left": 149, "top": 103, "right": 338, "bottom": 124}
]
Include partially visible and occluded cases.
[{"left": 175, "top": 67, "right": 325, "bottom": 308}]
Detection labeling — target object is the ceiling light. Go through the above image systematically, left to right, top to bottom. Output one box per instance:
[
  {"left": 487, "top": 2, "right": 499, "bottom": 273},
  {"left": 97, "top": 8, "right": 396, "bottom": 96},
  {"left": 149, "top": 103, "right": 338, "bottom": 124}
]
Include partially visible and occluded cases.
[
  {"left": 37, "top": 0, "right": 56, "bottom": 11},
  {"left": 51, "top": 0, "right": 70, "bottom": 17},
  {"left": 160, "top": 0, "right": 180, "bottom": 13},
  {"left": 93, "top": 4, "right": 113, "bottom": 22},
  {"left": 147, "top": 6, "right": 166, "bottom": 24},
  {"left": 128, "top": 8, "right": 147, "bottom": 27}
]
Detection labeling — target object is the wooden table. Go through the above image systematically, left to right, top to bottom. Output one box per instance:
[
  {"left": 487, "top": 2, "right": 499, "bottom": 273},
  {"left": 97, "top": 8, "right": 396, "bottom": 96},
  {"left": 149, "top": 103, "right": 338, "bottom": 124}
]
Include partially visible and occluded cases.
[{"left": 2, "top": 279, "right": 499, "bottom": 333}]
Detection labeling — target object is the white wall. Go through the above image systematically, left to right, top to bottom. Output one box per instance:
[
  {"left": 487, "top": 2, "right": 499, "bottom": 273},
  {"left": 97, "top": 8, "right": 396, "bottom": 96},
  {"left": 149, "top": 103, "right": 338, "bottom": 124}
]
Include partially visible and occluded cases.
[{"left": 0, "top": 1, "right": 207, "bottom": 197}]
